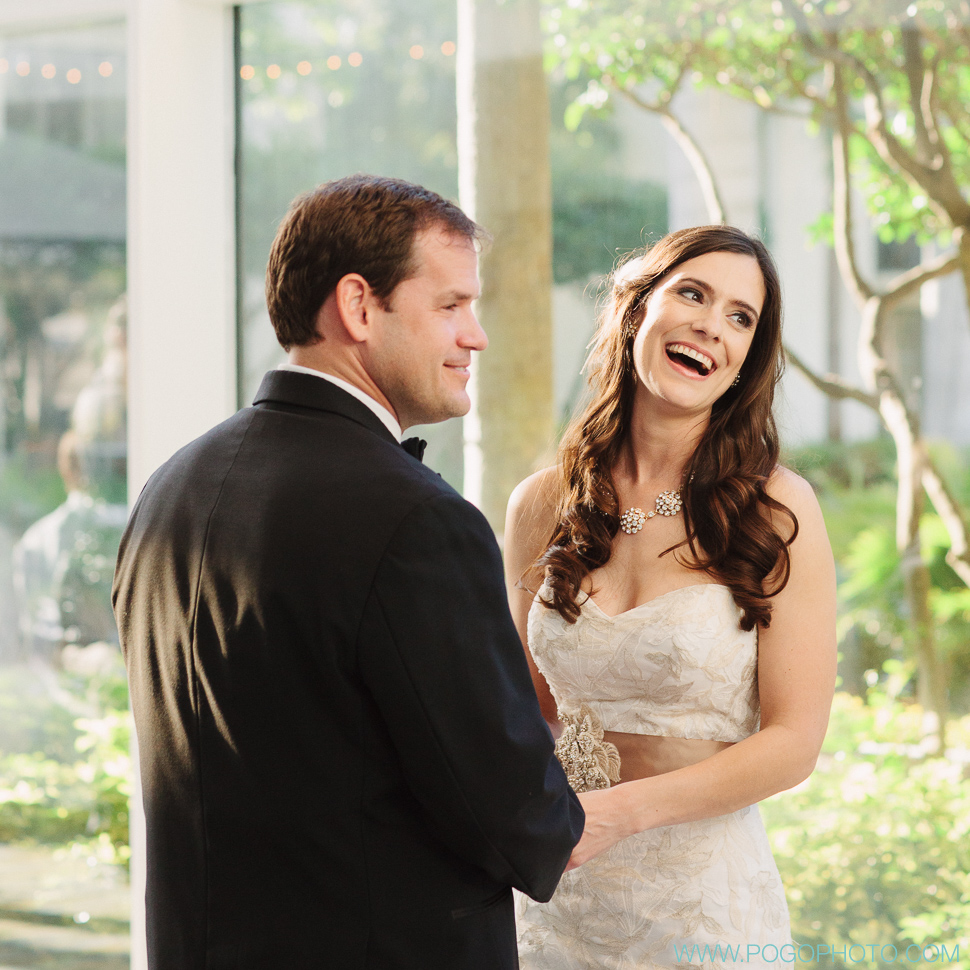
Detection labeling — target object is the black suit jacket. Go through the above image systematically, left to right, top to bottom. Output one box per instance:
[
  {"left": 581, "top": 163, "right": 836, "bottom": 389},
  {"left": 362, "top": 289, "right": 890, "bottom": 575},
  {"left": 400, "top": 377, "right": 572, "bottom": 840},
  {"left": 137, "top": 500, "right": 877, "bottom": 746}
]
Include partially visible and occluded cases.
[{"left": 113, "top": 370, "right": 583, "bottom": 970}]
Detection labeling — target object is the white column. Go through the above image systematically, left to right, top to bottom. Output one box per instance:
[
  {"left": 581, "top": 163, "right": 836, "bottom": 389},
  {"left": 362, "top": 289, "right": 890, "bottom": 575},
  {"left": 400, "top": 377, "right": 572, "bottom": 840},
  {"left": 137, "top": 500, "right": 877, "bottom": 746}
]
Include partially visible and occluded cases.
[
  {"left": 127, "top": 0, "right": 237, "bottom": 498},
  {"left": 127, "top": 3, "right": 238, "bottom": 966}
]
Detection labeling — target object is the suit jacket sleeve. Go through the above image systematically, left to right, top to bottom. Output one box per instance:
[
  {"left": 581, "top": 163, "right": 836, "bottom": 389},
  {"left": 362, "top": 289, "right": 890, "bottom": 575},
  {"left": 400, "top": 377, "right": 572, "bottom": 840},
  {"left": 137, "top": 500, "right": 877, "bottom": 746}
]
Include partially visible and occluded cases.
[{"left": 357, "top": 490, "right": 584, "bottom": 902}]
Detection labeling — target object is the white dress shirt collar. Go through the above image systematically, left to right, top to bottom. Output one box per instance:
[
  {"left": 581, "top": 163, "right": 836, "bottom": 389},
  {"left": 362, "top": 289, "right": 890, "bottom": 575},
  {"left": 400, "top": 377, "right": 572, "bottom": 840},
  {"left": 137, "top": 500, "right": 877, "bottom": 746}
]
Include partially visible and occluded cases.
[{"left": 276, "top": 363, "right": 403, "bottom": 441}]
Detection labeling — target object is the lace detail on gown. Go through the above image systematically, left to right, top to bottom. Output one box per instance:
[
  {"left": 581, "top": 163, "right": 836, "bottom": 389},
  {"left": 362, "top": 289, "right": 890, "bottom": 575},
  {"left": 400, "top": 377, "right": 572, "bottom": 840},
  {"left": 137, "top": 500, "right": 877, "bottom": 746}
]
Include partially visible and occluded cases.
[
  {"left": 517, "top": 583, "right": 790, "bottom": 969},
  {"left": 527, "top": 583, "right": 759, "bottom": 742}
]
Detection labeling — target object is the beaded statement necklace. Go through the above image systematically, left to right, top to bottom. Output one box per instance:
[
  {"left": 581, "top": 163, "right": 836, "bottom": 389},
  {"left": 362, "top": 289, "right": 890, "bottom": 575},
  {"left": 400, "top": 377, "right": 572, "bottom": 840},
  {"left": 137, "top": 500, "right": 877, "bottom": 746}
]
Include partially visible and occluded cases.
[{"left": 618, "top": 477, "right": 691, "bottom": 535}]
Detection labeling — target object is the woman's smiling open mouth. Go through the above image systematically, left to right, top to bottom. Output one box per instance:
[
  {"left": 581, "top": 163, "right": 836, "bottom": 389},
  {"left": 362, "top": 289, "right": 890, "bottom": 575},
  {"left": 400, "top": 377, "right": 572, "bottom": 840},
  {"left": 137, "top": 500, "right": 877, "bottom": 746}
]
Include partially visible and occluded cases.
[{"left": 665, "top": 342, "right": 716, "bottom": 377}]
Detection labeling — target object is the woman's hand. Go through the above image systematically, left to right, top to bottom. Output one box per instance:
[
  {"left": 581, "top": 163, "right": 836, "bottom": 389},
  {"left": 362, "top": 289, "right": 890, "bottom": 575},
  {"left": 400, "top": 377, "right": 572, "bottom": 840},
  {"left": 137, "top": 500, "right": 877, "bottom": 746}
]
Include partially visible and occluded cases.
[{"left": 566, "top": 787, "right": 635, "bottom": 869}]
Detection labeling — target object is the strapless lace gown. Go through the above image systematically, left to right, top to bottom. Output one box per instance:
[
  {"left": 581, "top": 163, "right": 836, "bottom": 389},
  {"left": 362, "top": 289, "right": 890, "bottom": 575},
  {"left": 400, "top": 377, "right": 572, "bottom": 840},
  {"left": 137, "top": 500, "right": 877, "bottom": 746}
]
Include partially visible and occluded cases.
[{"left": 516, "top": 583, "right": 791, "bottom": 969}]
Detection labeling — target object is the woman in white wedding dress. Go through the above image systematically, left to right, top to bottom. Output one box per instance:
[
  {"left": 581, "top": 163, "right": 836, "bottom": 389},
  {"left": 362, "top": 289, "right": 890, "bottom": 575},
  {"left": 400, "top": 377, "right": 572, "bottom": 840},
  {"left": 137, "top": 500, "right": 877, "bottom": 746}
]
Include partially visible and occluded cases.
[{"left": 505, "top": 226, "right": 837, "bottom": 969}]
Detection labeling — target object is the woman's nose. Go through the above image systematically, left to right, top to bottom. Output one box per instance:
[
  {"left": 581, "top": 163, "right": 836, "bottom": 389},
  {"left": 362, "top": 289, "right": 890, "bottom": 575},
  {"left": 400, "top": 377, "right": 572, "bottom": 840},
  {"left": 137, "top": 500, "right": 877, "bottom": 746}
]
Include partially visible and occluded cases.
[{"left": 691, "top": 305, "right": 722, "bottom": 339}]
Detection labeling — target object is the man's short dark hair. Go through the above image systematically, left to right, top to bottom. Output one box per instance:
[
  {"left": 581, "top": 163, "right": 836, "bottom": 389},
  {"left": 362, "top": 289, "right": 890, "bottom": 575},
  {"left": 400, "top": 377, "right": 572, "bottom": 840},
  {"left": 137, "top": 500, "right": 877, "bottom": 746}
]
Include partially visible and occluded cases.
[{"left": 265, "top": 174, "right": 485, "bottom": 350}]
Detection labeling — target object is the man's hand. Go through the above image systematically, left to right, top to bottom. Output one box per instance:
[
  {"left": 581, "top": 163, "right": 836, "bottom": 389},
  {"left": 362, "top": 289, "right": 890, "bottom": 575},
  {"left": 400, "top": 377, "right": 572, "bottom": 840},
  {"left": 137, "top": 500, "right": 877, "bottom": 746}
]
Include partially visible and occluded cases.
[{"left": 565, "top": 787, "right": 634, "bottom": 870}]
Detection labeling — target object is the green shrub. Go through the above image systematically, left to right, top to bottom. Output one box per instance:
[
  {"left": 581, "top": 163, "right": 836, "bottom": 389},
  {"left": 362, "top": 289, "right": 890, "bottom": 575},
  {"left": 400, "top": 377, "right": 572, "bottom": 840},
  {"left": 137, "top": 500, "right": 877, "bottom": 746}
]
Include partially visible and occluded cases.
[
  {"left": 0, "top": 660, "right": 130, "bottom": 867},
  {"left": 764, "top": 691, "right": 970, "bottom": 969}
]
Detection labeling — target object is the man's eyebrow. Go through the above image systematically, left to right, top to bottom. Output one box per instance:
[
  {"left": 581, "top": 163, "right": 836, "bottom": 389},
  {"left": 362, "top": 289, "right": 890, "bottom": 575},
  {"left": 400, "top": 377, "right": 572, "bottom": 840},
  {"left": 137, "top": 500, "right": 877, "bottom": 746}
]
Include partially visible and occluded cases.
[
  {"left": 679, "top": 275, "right": 761, "bottom": 322},
  {"left": 441, "top": 288, "right": 479, "bottom": 302}
]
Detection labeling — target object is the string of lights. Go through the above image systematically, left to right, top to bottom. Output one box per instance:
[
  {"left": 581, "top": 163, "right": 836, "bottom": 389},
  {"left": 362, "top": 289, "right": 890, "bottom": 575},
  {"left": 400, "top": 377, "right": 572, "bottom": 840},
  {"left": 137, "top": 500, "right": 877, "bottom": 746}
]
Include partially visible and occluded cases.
[
  {"left": 0, "top": 39, "right": 456, "bottom": 86},
  {"left": 238, "top": 40, "right": 456, "bottom": 81},
  {"left": 0, "top": 41, "right": 457, "bottom": 86},
  {"left": 0, "top": 59, "right": 116, "bottom": 83}
]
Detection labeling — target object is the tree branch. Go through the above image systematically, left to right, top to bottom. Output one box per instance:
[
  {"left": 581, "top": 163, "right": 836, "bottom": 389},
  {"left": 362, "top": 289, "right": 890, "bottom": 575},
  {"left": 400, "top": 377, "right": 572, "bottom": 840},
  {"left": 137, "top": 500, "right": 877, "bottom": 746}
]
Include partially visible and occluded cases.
[
  {"left": 780, "top": 0, "right": 970, "bottom": 226},
  {"left": 900, "top": 25, "right": 935, "bottom": 166},
  {"left": 920, "top": 49, "right": 950, "bottom": 173},
  {"left": 763, "top": 57, "right": 828, "bottom": 115},
  {"left": 831, "top": 68, "right": 874, "bottom": 307},
  {"left": 610, "top": 78, "right": 727, "bottom": 225},
  {"left": 859, "top": 79, "right": 970, "bottom": 228},
  {"left": 657, "top": 110, "right": 727, "bottom": 225},
  {"left": 883, "top": 240, "right": 962, "bottom": 305},
  {"left": 783, "top": 345, "right": 879, "bottom": 410},
  {"left": 785, "top": 347, "right": 970, "bottom": 592},
  {"left": 922, "top": 459, "right": 970, "bottom": 589}
]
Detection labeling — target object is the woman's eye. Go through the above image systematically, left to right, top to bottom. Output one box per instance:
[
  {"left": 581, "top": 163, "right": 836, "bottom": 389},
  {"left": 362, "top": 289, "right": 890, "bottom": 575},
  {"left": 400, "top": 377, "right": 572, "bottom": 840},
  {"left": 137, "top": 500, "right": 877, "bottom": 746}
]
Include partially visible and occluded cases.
[
  {"left": 680, "top": 287, "right": 701, "bottom": 302},
  {"left": 731, "top": 311, "right": 754, "bottom": 329}
]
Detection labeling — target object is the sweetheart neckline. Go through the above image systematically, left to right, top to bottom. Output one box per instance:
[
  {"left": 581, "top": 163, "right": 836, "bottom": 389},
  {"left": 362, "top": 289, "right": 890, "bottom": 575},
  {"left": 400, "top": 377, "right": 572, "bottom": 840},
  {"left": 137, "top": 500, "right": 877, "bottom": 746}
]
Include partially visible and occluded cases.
[{"left": 580, "top": 583, "right": 732, "bottom": 620}]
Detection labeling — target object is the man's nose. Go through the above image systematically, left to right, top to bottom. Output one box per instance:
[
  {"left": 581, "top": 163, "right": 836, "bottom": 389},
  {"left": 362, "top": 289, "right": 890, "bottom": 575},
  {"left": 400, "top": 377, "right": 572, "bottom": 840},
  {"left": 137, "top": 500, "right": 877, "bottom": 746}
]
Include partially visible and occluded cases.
[{"left": 461, "top": 309, "right": 488, "bottom": 351}]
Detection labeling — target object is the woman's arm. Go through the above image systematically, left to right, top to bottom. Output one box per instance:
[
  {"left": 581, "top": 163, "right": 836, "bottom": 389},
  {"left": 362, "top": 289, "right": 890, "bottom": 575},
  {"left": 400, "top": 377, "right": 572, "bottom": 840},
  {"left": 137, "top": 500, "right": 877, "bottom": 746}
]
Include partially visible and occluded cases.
[
  {"left": 569, "top": 466, "right": 837, "bottom": 867},
  {"left": 504, "top": 467, "right": 562, "bottom": 727}
]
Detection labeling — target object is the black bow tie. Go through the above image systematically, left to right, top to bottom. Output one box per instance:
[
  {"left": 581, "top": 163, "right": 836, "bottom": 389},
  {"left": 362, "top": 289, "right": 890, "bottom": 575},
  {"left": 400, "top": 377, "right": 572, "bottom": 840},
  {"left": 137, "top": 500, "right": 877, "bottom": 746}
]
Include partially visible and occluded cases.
[{"left": 401, "top": 437, "right": 427, "bottom": 462}]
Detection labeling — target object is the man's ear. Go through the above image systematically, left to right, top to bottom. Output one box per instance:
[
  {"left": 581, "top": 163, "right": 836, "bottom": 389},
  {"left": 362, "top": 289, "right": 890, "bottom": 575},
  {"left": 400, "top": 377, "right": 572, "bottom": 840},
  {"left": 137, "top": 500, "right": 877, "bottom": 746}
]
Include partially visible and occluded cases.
[{"left": 333, "top": 273, "right": 376, "bottom": 344}]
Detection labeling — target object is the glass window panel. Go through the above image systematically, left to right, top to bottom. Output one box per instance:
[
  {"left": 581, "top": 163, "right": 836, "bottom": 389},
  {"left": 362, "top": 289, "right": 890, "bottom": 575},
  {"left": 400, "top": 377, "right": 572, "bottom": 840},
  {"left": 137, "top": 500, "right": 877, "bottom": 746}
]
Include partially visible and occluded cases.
[
  {"left": 238, "top": 0, "right": 463, "bottom": 484},
  {"left": 238, "top": 1, "right": 672, "bottom": 486},
  {"left": 0, "top": 22, "right": 129, "bottom": 968}
]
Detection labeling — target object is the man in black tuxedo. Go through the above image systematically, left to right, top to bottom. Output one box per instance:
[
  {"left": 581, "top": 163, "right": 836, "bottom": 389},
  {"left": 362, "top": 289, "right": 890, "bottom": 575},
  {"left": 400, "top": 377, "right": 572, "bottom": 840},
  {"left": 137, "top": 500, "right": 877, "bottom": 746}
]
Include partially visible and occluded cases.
[{"left": 113, "top": 175, "right": 583, "bottom": 969}]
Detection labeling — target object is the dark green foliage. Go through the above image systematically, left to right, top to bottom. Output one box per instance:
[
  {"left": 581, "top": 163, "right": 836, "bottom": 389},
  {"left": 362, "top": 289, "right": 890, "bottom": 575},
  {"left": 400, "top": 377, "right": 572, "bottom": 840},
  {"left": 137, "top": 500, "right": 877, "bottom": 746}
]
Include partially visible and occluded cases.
[
  {"left": 547, "top": 74, "right": 668, "bottom": 283},
  {"left": 552, "top": 172, "right": 667, "bottom": 284},
  {"left": 0, "top": 240, "right": 126, "bottom": 456}
]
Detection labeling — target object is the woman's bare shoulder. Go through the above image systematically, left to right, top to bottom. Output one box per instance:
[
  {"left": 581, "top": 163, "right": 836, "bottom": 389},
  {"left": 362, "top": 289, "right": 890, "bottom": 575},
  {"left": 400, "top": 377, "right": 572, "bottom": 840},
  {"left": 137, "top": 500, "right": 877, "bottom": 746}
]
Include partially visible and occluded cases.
[
  {"left": 766, "top": 464, "right": 827, "bottom": 535},
  {"left": 508, "top": 465, "right": 559, "bottom": 523},
  {"left": 767, "top": 465, "right": 818, "bottom": 507},
  {"left": 505, "top": 466, "right": 561, "bottom": 571}
]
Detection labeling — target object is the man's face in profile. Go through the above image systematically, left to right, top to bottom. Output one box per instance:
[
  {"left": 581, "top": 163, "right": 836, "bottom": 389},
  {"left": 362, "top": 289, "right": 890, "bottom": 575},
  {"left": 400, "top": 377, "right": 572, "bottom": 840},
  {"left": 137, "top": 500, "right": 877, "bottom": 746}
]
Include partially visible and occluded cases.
[{"left": 365, "top": 226, "right": 487, "bottom": 430}]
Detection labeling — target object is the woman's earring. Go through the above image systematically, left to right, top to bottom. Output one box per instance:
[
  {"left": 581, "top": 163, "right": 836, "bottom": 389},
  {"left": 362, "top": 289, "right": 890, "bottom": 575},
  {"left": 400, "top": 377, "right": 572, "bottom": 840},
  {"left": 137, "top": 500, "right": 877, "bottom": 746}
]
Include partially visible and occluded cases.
[
  {"left": 622, "top": 318, "right": 640, "bottom": 340},
  {"left": 731, "top": 374, "right": 741, "bottom": 387}
]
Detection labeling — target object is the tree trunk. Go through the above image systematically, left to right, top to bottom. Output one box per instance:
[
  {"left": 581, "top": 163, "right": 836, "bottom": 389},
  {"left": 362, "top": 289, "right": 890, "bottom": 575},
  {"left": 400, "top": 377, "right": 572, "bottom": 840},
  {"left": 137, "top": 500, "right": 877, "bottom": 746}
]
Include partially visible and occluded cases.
[
  {"left": 457, "top": 0, "right": 555, "bottom": 534},
  {"left": 861, "top": 299, "right": 948, "bottom": 745},
  {"left": 900, "top": 537, "right": 947, "bottom": 748}
]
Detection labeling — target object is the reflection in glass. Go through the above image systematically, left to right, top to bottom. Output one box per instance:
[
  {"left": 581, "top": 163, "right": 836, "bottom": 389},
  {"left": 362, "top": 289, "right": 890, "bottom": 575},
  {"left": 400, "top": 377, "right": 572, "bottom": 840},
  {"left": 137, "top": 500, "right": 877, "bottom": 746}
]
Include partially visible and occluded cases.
[
  {"left": 238, "top": 0, "right": 463, "bottom": 483},
  {"left": 0, "top": 22, "right": 129, "bottom": 968}
]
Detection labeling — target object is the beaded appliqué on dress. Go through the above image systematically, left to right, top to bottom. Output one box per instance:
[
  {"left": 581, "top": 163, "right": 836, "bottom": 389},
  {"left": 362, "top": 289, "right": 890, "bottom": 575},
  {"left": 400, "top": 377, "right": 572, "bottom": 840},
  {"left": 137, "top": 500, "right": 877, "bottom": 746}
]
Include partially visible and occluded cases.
[{"left": 554, "top": 703, "right": 621, "bottom": 793}]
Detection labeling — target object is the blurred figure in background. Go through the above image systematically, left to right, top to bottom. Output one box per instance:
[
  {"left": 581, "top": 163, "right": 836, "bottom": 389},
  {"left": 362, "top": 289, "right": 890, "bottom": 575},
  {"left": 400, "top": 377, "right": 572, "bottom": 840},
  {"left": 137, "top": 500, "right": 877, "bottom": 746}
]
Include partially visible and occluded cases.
[{"left": 13, "top": 298, "right": 127, "bottom": 662}]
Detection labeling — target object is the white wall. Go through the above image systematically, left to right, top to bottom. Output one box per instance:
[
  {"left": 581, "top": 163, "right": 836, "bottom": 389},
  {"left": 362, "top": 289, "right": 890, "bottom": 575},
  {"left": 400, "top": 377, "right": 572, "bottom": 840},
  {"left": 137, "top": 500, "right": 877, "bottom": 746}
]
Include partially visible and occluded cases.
[
  {"left": 666, "top": 86, "right": 761, "bottom": 233},
  {"left": 764, "top": 111, "right": 878, "bottom": 445},
  {"left": 764, "top": 112, "right": 832, "bottom": 444},
  {"left": 923, "top": 271, "right": 970, "bottom": 443}
]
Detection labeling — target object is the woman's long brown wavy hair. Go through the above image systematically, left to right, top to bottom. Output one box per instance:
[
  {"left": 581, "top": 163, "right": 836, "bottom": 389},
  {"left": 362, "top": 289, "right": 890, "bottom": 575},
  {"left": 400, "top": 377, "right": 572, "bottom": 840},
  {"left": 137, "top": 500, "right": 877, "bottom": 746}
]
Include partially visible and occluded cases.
[{"left": 540, "top": 225, "right": 797, "bottom": 632}]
